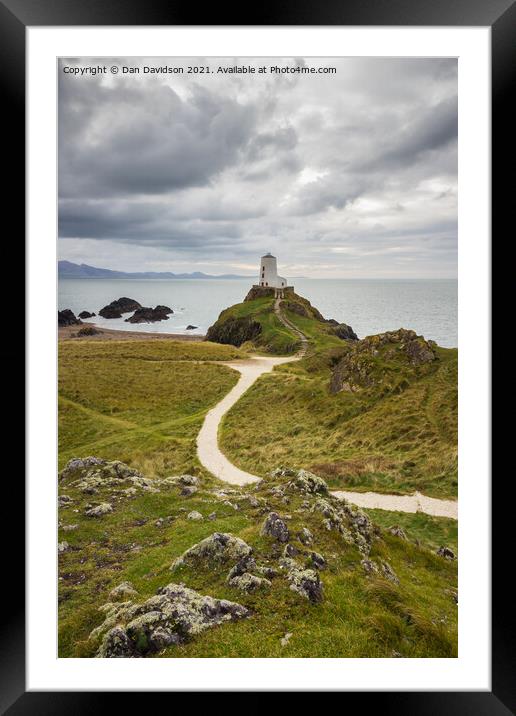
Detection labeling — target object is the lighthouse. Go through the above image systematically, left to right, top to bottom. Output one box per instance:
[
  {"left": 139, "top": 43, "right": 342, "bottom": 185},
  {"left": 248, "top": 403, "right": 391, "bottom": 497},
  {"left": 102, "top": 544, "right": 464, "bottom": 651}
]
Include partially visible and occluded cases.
[{"left": 258, "top": 253, "right": 287, "bottom": 289}]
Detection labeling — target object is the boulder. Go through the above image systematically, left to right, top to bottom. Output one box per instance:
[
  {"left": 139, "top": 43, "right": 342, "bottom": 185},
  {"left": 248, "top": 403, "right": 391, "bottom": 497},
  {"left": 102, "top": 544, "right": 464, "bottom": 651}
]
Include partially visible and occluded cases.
[
  {"left": 99, "top": 298, "right": 141, "bottom": 318},
  {"left": 125, "top": 306, "right": 172, "bottom": 323},
  {"left": 58, "top": 309, "right": 82, "bottom": 326},
  {"left": 78, "top": 311, "right": 96, "bottom": 319},
  {"left": 205, "top": 315, "right": 262, "bottom": 347},
  {"left": 330, "top": 323, "right": 359, "bottom": 341},
  {"left": 186, "top": 325, "right": 198, "bottom": 330},
  {"left": 60, "top": 457, "right": 153, "bottom": 494},
  {"left": 85, "top": 502, "right": 113, "bottom": 518},
  {"left": 187, "top": 511, "right": 203, "bottom": 521},
  {"left": 260, "top": 512, "right": 290, "bottom": 543},
  {"left": 388, "top": 526, "right": 407, "bottom": 540},
  {"left": 298, "top": 527, "right": 314, "bottom": 546},
  {"left": 171, "top": 532, "right": 253, "bottom": 570},
  {"left": 58, "top": 541, "right": 70, "bottom": 553},
  {"left": 437, "top": 546, "right": 455, "bottom": 560},
  {"left": 309, "top": 552, "right": 326, "bottom": 570},
  {"left": 285, "top": 563, "right": 323, "bottom": 603},
  {"left": 228, "top": 572, "right": 271, "bottom": 593},
  {"left": 109, "top": 581, "right": 139, "bottom": 600},
  {"left": 95, "top": 583, "right": 250, "bottom": 657}
]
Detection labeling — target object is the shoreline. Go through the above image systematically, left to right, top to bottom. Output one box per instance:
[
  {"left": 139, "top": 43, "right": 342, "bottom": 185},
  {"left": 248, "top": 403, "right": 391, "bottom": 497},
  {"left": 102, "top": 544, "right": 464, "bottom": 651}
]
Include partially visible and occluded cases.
[{"left": 59, "top": 324, "right": 206, "bottom": 342}]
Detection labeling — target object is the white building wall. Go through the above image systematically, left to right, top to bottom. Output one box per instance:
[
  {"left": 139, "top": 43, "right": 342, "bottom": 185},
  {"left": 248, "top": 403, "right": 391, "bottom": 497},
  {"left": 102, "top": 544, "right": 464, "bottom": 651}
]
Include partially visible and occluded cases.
[{"left": 258, "top": 254, "right": 286, "bottom": 288}]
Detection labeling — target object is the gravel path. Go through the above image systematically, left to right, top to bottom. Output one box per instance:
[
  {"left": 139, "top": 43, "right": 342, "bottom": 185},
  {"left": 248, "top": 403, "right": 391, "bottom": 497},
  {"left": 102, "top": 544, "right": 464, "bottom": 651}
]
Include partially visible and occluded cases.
[{"left": 196, "top": 300, "right": 458, "bottom": 520}]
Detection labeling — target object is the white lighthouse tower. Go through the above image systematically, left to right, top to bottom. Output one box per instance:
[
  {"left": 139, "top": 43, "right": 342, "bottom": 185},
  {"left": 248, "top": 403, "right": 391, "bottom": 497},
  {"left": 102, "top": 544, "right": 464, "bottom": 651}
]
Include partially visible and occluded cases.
[{"left": 258, "top": 253, "right": 287, "bottom": 289}]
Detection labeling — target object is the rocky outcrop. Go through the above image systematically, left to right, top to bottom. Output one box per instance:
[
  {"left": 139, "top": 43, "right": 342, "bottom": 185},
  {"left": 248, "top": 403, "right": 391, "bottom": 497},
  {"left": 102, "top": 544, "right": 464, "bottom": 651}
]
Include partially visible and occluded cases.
[
  {"left": 244, "top": 286, "right": 277, "bottom": 301},
  {"left": 99, "top": 297, "right": 142, "bottom": 318},
  {"left": 125, "top": 306, "right": 173, "bottom": 323},
  {"left": 58, "top": 309, "right": 82, "bottom": 326},
  {"left": 78, "top": 311, "right": 96, "bottom": 319},
  {"left": 205, "top": 315, "right": 262, "bottom": 347},
  {"left": 330, "top": 323, "right": 359, "bottom": 341},
  {"left": 77, "top": 325, "right": 101, "bottom": 336},
  {"left": 186, "top": 325, "right": 198, "bottom": 330},
  {"left": 330, "top": 328, "right": 437, "bottom": 394},
  {"left": 59, "top": 457, "right": 157, "bottom": 496},
  {"left": 270, "top": 468, "right": 329, "bottom": 497},
  {"left": 85, "top": 502, "right": 113, "bottom": 518},
  {"left": 260, "top": 512, "right": 290, "bottom": 543},
  {"left": 171, "top": 532, "right": 253, "bottom": 570},
  {"left": 437, "top": 546, "right": 455, "bottom": 560},
  {"left": 281, "top": 559, "right": 323, "bottom": 603},
  {"left": 228, "top": 572, "right": 271, "bottom": 593},
  {"left": 109, "top": 581, "right": 139, "bottom": 600},
  {"left": 93, "top": 583, "right": 250, "bottom": 657}
]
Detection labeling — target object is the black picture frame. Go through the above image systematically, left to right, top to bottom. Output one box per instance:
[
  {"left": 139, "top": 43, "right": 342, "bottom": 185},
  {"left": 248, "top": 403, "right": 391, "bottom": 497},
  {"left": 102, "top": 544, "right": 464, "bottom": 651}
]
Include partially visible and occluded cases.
[{"left": 6, "top": 0, "right": 506, "bottom": 711}]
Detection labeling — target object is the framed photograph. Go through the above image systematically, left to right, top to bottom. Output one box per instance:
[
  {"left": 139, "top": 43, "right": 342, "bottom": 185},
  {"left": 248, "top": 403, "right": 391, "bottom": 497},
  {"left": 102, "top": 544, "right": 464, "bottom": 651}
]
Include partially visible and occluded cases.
[{"left": 7, "top": 0, "right": 507, "bottom": 710}]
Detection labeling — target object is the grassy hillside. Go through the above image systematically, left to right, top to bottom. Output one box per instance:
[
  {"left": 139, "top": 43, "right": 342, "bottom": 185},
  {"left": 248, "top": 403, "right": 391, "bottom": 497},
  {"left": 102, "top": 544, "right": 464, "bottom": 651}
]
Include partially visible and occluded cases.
[
  {"left": 205, "top": 290, "right": 350, "bottom": 355},
  {"left": 220, "top": 323, "right": 457, "bottom": 499},
  {"left": 58, "top": 324, "right": 457, "bottom": 659},
  {"left": 59, "top": 339, "right": 242, "bottom": 476},
  {"left": 59, "top": 460, "right": 457, "bottom": 658}
]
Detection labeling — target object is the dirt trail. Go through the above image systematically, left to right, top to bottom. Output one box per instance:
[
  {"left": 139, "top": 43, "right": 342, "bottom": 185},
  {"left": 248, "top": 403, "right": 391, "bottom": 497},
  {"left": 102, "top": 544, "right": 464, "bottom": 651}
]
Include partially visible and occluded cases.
[{"left": 196, "top": 299, "right": 458, "bottom": 519}]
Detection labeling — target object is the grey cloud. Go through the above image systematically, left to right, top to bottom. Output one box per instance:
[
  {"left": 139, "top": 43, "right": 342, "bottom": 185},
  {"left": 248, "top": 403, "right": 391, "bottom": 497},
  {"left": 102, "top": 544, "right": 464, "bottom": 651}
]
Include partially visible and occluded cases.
[{"left": 58, "top": 57, "right": 457, "bottom": 277}]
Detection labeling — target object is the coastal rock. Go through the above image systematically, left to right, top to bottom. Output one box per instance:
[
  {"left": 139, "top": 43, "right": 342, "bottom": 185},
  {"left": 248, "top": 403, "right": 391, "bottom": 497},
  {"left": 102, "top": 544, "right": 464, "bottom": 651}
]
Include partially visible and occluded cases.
[
  {"left": 99, "top": 297, "right": 141, "bottom": 318},
  {"left": 125, "top": 306, "right": 172, "bottom": 323},
  {"left": 58, "top": 309, "right": 82, "bottom": 326},
  {"left": 78, "top": 311, "right": 96, "bottom": 319},
  {"left": 205, "top": 315, "right": 262, "bottom": 347},
  {"left": 330, "top": 323, "right": 359, "bottom": 341},
  {"left": 77, "top": 325, "right": 101, "bottom": 336},
  {"left": 186, "top": 325, "right": 198, "bottom": 330},
  {"left": 85, "top": 502, "right": 113, "bottom": 518},
  {"left": 260, "top": 512, "right": 290, "bottom": 543},
  {"left": 171, "top": 532, "right": 253, "bottom": 570},
  {"left": 95, "top": 583, "right": 250, "bottom": 657}
]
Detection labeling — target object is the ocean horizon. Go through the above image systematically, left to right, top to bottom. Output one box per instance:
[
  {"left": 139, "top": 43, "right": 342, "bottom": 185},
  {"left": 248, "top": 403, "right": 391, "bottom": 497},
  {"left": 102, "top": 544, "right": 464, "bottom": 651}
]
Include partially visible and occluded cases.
[{"left": 59, "top": 277, "right": 458, "bottom": 348}]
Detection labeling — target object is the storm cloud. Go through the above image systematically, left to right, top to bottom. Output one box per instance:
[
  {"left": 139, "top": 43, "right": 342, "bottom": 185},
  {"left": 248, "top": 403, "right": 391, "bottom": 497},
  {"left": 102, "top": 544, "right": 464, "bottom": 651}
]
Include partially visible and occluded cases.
[{"left": 58, "top": 57, "right": 457, "bottom": 277}]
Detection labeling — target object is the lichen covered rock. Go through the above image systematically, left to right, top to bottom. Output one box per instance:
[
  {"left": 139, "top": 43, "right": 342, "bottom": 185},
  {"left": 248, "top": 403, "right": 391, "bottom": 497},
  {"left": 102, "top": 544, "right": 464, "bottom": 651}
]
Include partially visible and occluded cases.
[
  {"left": 60, "top": 457, "right": 155, "bottom": 495},
  {"left": 85, "top": 502, "right": 113, "bottom": 518},
  {"left": 260, "top": 512, "right": 290, "bottom": 543},
  {"left": 171, "top": 532, "right": 253, "bottom": 570},
  {"left": 228, "top": 572, "right": 271, "bottom": 593},
  {"left": 109, "top": 581, "right": 139, "bottom": 600},
  {"left": 94, "top": 583, "right": 250, "bottom": 657}
]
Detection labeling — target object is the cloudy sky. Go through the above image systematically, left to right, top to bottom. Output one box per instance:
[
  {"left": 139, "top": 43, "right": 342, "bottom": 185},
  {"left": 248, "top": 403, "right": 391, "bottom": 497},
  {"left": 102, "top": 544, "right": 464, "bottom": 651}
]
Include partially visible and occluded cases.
[{"left": 58, "top": 57, "right": 457, "bottom": 278}]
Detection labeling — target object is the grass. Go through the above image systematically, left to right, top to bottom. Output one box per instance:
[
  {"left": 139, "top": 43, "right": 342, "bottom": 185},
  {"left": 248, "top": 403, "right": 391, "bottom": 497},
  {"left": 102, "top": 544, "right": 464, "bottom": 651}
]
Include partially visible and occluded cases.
[
  {"left": 58, "top": 331, "right": 457, "bottom": 659},
  {"left": 58, "top": 339, "right": 241, "bottom": 475},
  {"left": 220, "top": 342, "right": 457, "bottom": 499},
  {"left": 59, "top": 466, "right": 457, "bottom": 659}
]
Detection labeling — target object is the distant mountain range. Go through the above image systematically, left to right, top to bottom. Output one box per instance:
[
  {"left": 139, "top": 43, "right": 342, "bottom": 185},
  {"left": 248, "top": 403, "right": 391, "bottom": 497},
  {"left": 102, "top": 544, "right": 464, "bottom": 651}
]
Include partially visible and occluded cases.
[{"left": 58, "top": 261, "right": 252, "bottom": 280}]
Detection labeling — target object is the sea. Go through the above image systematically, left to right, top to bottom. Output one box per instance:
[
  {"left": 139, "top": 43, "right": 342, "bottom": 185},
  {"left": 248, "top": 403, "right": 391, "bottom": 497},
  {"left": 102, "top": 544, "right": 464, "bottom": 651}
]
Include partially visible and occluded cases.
[{"left": 58, "top": 278, "right": 458, "bottom": 348}]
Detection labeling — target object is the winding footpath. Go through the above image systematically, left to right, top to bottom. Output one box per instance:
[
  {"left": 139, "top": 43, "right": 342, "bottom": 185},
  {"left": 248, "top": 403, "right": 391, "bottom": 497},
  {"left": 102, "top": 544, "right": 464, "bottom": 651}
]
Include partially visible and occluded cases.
[{"left": 197, "top": 299, "right": 457, "bottom": 520}]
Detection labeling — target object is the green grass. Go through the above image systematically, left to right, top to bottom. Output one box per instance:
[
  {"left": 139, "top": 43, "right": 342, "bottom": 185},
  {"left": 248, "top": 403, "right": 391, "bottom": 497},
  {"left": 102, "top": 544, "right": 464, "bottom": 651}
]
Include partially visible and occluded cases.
[
  {"left": 58, "top": 335, "right": 457, "bottom": 659},
  {"left": 59, "top": 339, "right": 241, "bottom": 475},
  {"left": 220, "top": 345, "right": 457, "bottom": 499},
  {"left": 59, "top": 469, "right": 457, "bottom": 659},
  {"left": 364, "top": 510, "right": 458, "bottom": 555}
]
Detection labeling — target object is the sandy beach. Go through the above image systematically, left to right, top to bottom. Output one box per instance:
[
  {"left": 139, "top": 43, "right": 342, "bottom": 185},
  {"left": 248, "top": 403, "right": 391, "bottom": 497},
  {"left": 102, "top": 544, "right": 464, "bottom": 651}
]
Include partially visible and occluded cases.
[{"left": 58, "top": 324, "right": 205, "bottom": 342}]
